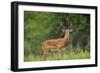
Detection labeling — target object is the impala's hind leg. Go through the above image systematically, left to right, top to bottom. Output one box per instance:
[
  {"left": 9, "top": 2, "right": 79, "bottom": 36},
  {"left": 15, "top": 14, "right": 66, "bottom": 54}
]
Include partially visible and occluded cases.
[
  {"left": 60, "top": 48, "right": 64, "bottom": 59},
  {"left": 42, "top": 49, "right": 48, "bottom": 60}
]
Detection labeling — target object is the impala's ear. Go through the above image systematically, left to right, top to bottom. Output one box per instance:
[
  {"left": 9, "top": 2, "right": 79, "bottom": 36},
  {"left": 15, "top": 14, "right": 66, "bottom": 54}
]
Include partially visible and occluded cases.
[
  {"left": 62, "top": 29, "right": 65, "bottom": 32},
  {"left": 69, "top": 29, "right": 73, "bottom": 32}
]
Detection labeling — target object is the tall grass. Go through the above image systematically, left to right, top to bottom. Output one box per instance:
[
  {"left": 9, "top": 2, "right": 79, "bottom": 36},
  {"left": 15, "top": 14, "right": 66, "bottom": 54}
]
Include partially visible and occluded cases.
[{"left": 24, "top": 48, "right": 90, "bottom": 62}]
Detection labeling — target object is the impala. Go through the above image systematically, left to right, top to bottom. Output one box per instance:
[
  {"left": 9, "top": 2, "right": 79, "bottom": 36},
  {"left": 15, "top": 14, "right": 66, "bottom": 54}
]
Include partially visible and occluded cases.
[{"left": 42, "top": 27, "right": 72, "bottom": 60}]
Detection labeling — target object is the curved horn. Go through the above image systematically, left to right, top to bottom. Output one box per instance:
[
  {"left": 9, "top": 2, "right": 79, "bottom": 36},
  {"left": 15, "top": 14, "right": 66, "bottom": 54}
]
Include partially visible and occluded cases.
[{"left": 60, "top": 22, "right": 66, "bottom": 28}]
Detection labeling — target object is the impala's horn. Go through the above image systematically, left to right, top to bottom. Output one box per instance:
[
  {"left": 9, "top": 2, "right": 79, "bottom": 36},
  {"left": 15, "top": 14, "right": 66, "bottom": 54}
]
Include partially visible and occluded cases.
[{"left": 60, "top": 22, "right": 66, "bottom": 29}]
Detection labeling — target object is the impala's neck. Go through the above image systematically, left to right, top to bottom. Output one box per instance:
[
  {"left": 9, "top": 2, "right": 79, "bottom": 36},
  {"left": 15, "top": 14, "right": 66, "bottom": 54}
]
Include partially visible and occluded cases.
[{"left": 64, "top": 31, "right": 69, "bottom": 40}]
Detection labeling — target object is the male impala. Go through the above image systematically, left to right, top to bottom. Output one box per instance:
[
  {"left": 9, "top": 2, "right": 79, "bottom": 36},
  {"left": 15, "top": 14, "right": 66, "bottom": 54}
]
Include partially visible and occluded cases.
[{"left": 42, "top": 28, "right": 72, "bottom": 60}]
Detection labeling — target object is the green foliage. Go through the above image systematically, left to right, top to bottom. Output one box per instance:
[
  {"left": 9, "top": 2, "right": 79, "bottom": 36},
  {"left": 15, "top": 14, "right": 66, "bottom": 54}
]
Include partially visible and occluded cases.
[{"left": 24, "top": 11, "right": 90, "bottom": 61}]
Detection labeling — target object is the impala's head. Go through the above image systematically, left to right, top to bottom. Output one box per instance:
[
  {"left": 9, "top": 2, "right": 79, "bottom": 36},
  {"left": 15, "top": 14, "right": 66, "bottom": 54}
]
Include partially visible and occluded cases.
[
  {"left": 60, "top": 20, "right": 73, "bottom": 30},
  {"left": 61, "top": 29, "right": 73, "bottom": 39},
  {"left": 62, "top": 29, "right": 73, "bottom": 33}
]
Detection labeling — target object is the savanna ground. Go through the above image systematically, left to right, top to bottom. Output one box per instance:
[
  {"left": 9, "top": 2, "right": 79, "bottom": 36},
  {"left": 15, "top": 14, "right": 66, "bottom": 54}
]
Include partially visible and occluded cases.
[{"left": 24, "top": 11, "right": 90, "bottom": 62}]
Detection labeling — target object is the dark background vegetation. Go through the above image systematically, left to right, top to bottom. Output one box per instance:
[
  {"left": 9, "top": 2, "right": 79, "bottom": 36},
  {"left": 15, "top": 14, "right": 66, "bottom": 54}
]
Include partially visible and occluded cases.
[{"left": 24, "top": 11, "right": 90, "bottom": 61}]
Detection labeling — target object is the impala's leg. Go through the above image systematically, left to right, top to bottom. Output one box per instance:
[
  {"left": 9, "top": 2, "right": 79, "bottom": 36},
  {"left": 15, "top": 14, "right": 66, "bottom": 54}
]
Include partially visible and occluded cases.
[
  {"left": 60, "top": 48, "right": 64, "bottom": 58},
  {"left": 42, "top": 49, "right": 48, "bottom": 60},
  {"left": 58, "top": 49, "right": 61, "bottom": 59}
]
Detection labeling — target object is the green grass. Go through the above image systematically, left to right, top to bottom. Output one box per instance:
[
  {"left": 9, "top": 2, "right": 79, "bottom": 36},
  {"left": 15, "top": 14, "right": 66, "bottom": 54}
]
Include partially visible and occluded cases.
[{"left": 24, "top": 49, "right": 90, "bottom": 62}]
